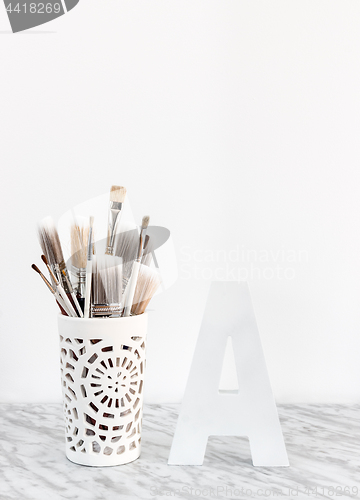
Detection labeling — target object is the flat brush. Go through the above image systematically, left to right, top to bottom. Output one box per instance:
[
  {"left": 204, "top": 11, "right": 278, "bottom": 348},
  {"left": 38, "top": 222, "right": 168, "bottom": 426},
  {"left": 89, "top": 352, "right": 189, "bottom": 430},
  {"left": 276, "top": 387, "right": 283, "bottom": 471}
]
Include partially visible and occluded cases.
[
  {"left": 106, "top": 185, "right": 127, "bottom": 256},
  {"left": 123, "top": 215, "right": 150, "bottom": 317},
  {"left": 84, "top": 216, "right": 94, "bottom": 319},
  {"left": 91, "top": 254, "right": 123, "bottom": 317},
  {"left": 41, "top": 255, "right": 77, "bottom": 318},
  {"left": 32, "top": 264, "right": 71, "bottom": 316},
  {"left": 131, "top": 264, "right": 161, "bottom": 315}
]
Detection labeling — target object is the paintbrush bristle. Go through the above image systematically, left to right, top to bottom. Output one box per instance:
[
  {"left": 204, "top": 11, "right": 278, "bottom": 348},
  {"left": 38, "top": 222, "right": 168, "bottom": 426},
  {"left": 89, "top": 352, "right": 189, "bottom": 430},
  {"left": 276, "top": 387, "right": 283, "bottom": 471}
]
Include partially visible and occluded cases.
[
  {"left": 110, "top": 185, "right": 127, "bottom": 203},
  {"left": 142, "top": 215, "right": 150, "bottom": 229},
  {"left": 89, "top": 216, "right": 94, "bottom": 229},
  {"left": 38, "top": 217, "right": 64, "bottom": 266},
  {"left": 38, "top": 219, "right": 55, "bottom": 266},
  {"left": 115, "top": 222, "right": 139, "bottom": 290},
  {"left": 71, "top": 223, "right": 89, "bottom": 269},
  {"left": 92, "top": 254, "right": 123, "bottom": 306},
  {"left": 32, "top": 264, "right": 41, "bottom": 273},
  {"left": 131, "top": 265, "right": 161, "bottom": 316}
]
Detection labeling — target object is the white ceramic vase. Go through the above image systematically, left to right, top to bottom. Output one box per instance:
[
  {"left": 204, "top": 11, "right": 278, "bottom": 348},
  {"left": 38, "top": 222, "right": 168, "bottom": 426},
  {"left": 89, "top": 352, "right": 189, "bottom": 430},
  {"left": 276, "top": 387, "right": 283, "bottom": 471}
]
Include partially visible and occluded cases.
[{"left": 58, "top": 313, "right": 147, "bottom": 466}]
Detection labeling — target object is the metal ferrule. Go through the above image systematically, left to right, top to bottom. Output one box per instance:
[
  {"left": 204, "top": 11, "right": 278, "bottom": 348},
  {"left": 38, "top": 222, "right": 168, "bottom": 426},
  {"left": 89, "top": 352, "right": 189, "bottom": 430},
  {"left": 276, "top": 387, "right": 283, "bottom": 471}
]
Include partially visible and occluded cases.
[
  {"left": 106, "top": 202, "right": 123, "bottom": 255},
  {"left": 55, "top": 260, "right": 72, "bottom": 294},
  {"left": 50, "top": 263, "right": 60, "bottom": 284},
  {"left": 71, "top": 266, "right": 87, "bottom": 299},
  {"left": 91, "top": 303, "right": 122, "bottom": 318}
]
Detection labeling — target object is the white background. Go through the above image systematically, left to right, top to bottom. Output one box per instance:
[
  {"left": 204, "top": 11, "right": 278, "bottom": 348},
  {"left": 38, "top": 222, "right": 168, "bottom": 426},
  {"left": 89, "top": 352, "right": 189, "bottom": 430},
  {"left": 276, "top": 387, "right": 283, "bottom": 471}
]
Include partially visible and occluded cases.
[{"left": 0, "top": 1, "right": 360, "bottom": 404}]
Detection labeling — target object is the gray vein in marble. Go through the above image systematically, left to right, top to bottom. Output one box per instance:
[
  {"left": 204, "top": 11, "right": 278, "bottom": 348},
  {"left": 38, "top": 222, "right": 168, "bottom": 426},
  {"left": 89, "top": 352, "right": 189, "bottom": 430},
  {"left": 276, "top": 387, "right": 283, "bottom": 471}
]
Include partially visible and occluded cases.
[{"left": 0, "top": 404, "right": 359, "bottom": 500}]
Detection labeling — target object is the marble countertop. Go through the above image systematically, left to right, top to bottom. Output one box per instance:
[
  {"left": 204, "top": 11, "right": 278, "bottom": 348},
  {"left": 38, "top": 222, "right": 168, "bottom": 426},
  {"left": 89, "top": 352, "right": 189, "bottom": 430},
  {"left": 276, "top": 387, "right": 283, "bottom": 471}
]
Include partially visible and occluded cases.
[{"left": 0, "top": 403, "right": 359, "bottom": 499}]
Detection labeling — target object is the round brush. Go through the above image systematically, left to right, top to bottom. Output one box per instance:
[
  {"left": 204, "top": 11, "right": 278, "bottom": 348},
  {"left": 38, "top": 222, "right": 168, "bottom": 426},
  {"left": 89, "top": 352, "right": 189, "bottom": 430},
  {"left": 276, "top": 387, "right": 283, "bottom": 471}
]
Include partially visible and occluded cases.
[{"left": 31, "top": 264, "right": 68, "bottom": 315}]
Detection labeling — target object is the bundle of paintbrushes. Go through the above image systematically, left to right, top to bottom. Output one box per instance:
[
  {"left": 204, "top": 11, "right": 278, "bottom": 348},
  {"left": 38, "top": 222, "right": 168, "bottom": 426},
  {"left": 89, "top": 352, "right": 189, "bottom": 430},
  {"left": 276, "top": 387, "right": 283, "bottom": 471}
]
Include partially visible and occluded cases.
[{"left": 32, "top": 186, "right": 162, "bottom": 318}]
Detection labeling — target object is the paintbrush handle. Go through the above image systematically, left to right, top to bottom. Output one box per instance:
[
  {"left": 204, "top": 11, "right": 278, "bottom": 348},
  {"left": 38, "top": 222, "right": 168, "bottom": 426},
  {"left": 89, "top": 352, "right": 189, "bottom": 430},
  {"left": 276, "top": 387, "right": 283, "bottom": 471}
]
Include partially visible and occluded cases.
[
  {"left": 106, "top": 208, "right": 122, "bottom": 255},
  {"left": 84, "top": 260, "right": 92, "bottom": 319},
  {"left": 123, "top": 260, "right": 140, "bottom": 317},
  {"left": 35, "top": 267, "right": 66, "bottom": 315},
  {"left": 63, "top": 271, "right": 83, "bottom": 317},
  {"left": 57, "top": 285, "right": 76, "bottom": 317},
  {"left": 54, "top": 289, "right": 71, "bottom": 316},
  {"left": 71, "top": 291, "right": 83, "bottom": 317}
]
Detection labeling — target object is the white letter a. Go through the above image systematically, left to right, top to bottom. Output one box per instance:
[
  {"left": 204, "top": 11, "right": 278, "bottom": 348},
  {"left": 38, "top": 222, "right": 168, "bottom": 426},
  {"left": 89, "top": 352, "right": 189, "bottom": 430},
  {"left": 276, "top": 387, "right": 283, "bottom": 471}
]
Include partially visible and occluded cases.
[{"left": 168, "top": 281, "right": 289, "bottom": 467}]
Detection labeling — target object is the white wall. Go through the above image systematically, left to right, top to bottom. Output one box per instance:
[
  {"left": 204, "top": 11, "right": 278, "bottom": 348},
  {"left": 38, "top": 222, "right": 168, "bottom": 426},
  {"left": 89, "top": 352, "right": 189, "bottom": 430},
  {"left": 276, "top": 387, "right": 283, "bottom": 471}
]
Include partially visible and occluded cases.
[{"left": 1, "top": 1, "right": 360, "bottom": 404}]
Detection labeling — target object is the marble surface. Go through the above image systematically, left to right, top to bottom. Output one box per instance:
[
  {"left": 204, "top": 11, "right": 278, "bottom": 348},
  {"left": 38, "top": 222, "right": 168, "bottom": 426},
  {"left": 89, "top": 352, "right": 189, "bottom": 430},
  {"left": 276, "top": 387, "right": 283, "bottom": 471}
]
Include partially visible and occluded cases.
[{"left": 0, "top": 403, "right": 359, "bottom": 499}]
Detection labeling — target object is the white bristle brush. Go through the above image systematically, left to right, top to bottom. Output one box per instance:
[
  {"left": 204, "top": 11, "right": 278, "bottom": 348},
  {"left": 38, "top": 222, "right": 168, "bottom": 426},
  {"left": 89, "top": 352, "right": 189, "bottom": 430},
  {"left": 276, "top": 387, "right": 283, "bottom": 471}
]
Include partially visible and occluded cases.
[
  {"left": 106, "top": 185, "right": 127, "bottom": 256},
  {"left": 84, "top": 216, "right": 94, "bottom": 319},
  {"left": 123, "top": 216, "right": 150, "bottom": 317},
  {"left": 131, "top": 264, "right": 161, "bottom": 316}
]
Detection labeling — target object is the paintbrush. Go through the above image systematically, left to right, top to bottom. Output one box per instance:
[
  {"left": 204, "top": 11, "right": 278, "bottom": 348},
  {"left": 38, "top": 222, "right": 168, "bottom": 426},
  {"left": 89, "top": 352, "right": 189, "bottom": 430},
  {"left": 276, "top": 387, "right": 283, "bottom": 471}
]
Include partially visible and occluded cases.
[
  {"left": 106, "top": 185, "right": 127, "bottom": 256},
  {"left": 84, "top": 216, "right": 94, "bottom": 318},
  {"left": 123, "top": 216, "right": 150, "bottom": 317},
  {"left": 38, "top": 217, "right": 80, "bottom": 314},
  {"left": 70, "top": 221, "right": 90, "bottom": 313},
  {"left": 115, "top": 221, "right": 139, "bottom": 293},
  {"left": 141, "top": 235, "right": 154, "bottom": 267},
  {"left": 91, "top": 254, "right": 123, "bottom": 317},
  {"left": 41, "top": 255, "right": 77, "bottom": 317},
  {"left": 31, "top": 264, "right": 69, "bottom": 315},
  {"left": 131, "top": 264, "right": 161, "bottom": 315},
  {"left": 61, "top": 270, "right": 83, "bottom": 317}
]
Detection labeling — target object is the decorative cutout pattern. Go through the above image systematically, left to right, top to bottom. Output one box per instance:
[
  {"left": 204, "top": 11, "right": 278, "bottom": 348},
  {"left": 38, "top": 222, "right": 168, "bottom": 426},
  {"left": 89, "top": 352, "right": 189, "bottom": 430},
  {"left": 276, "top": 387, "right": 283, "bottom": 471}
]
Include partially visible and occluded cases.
[{"left": 60, "top": 334, "right": 146, "bottom": 464}]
